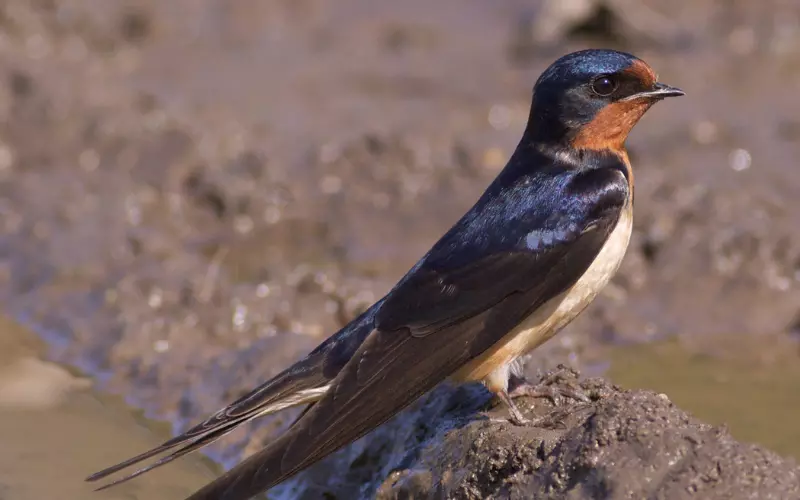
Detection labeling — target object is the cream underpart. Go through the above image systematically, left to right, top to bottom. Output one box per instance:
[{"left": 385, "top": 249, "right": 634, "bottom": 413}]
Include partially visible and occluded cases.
[{"left": 451, "top": 197, "right": 634, "bottom": 394}]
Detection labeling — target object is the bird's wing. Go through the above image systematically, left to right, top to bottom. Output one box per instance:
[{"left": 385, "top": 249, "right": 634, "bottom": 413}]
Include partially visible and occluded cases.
[{"left": 184, "top": 167, "right": 629, "bottom": 500}]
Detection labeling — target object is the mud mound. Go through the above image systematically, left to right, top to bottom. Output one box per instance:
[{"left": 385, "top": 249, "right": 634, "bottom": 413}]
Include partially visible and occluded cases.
[{"left": 375, "top": 368, "right": 800, "bottom": 500}]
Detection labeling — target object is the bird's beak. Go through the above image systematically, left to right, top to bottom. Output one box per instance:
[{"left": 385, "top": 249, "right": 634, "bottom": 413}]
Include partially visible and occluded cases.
[{"left": 621, "top": 82, "right": 685, "bottom": 101}]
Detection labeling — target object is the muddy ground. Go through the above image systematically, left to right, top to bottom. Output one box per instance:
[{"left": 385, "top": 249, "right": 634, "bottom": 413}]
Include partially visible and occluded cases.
[
  {"left": 0, "top": 0, "right": 799, "bottom": 498},
  {"left": 376, "top": 368, "right": 800, "bottom": 500}
]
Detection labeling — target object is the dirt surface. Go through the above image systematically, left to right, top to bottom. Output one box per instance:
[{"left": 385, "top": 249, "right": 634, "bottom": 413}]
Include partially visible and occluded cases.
[
  {"left": 0, "top": 0, "right": 799, "bottom": 498},
  {"left": 377, "top": 368, "right": 800, "bottom": 500}
]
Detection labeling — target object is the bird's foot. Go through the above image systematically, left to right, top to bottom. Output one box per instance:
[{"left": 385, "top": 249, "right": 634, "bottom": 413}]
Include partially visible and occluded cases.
[
  {"left": 489, "top": 366, "right": 591, "bottom": 427},
  {"left": 491, "top": 366, "right": 590, "bottom": 426},
  {"left": 508, "top": 367, "right": 590, "bottom": 407},
  {"left": 495, "top": 389, "right": 535, "bottom": 426},
  {"left": 492, "top": 390, "right": 577, "bottom": 428}
]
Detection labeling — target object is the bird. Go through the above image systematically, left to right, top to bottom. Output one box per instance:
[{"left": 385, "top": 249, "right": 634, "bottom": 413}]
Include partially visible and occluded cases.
[{"left": 86, "top": 48, "right": 684, "bottom": 499}]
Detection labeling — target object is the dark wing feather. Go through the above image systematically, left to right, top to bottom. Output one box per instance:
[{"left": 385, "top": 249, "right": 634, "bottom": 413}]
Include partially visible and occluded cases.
[{"left": 184, "top": 167, "right": 629, "bottom": 500}]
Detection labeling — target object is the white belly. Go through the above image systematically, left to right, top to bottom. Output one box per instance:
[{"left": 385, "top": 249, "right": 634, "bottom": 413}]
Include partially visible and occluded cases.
[{"left": 452, "top": 202, "right": 633, "bottom": 389}]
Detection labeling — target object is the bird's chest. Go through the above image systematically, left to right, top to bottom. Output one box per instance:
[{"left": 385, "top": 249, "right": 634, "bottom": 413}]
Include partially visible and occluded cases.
[
  {"left": 453, "top": 204, "right": 633, "bottom": 383},
  {"left": 513, "top": 204, "right": 633, "bottom": 348}
]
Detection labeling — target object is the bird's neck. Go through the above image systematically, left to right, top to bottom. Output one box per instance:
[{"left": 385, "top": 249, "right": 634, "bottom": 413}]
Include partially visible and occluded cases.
[
  {"left": 522, "top": 110, "right": 572, "bottom": 147},
  {"left": 516, "top": 134, "right": 625, "bottom": 168},
  {"left": 508, "top": 135, "right": 632, "bottom": 191},
  {"left": 475, "top": 138, "right": 632, "bottom": 209}
]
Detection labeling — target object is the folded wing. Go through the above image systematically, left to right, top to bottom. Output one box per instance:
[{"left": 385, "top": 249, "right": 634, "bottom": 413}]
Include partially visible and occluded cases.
[{"left": 184, "top": 167, "right": 629, "bottom": 499}]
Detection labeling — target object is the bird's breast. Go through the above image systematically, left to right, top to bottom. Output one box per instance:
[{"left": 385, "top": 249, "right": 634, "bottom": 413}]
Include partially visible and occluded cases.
[{"left": 452, "top": 202, "right": 633, "bottom": 384}]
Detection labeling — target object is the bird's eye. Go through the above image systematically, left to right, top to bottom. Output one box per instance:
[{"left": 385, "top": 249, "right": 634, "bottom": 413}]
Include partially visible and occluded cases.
[{"left": 591, "top": 76, "right": 618, "bottom": 97}]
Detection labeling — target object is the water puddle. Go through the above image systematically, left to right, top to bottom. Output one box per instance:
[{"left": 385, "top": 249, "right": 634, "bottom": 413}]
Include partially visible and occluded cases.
[
  {"left": 0, "top": 314, "right": 218, "bottom": 500},
  {"left": 608, "top": 336, "right": 800, "bottom": 460}
]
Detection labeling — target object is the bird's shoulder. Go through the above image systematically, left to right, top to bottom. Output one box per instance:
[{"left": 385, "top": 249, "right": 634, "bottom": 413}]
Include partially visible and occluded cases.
[
  {"left": 374, "top": 146, "right": 629, "bottom": 334},
  {"left": 423, "top": 146, "right": 630, "bottom": 269}
]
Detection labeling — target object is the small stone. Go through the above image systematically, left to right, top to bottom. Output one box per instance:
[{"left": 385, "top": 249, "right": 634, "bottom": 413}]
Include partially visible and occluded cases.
[
  {"left": 488, "top": 105, "right": 512, "bottom": 130},
  {"left": 691, "top": 120, "right": 719, "bottom": 145},
  {"left": 0, "top": 144, "right": 15, "bottom": 172},
  {"left": 482, "top": 148, "right": 506, "bottom": 170},
  {"left": 79, "top": 149, "right": 100, "bottom": 172},
  {"left": 729, "top": 149, "right": 752, "bottom": 172},
  {"left": 320, "top": 174, "right": 342, "bottom": 194},
  {"left": 234, "top": 215, "right": 254, "bottom": 234},
  {"left": 256, "top": 283, "right": 271, "bottom": 298},
  {"left": 147, "top": 289, "right": 163, "bottom": 309},
  {"left": 153, "top": 340, "right": 169, "bottom": 353}
]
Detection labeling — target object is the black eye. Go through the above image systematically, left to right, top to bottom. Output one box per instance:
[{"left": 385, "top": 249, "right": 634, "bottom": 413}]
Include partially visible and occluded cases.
[{"left": 591, "top": 76, "right": 618, "bottom": 97}]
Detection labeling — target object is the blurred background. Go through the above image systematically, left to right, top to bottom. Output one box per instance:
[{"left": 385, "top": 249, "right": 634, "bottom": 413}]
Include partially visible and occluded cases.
[{"left": 0, "top": 0, "right": 799, "bottom": 498}]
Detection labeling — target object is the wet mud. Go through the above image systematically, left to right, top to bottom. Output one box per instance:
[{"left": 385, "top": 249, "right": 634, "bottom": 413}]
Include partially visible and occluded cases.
[{"left": 0, "top": 0, "right": 799, "bottom": 498}]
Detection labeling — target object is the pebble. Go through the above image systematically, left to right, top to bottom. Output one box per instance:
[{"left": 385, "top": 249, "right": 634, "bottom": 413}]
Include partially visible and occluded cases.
[{"left": 482, "top": 147, "right": 506, "bottom": 170}]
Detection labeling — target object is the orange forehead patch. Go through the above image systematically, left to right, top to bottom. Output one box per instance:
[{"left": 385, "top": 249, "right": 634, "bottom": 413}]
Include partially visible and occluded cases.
[
  {"left": 624, "top": 59, "right": 657, "bottom": 87},
  {"left": 571, "top": 99, "right": 654, "bottom": 152}
]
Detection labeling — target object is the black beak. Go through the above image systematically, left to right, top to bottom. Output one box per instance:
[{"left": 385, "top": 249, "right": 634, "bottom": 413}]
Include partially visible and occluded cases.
[{"left": 622, "top": 82, "right": 685, "bottom": 101}]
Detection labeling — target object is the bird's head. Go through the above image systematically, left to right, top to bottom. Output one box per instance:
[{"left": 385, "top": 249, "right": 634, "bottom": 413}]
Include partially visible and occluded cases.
[{"left": 526, "top": 49, "right": 684, "bottom": 152}]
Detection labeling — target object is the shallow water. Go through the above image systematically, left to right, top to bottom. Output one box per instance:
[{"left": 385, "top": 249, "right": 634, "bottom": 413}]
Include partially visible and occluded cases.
[
  {"left": 0, "top": 315, "right": 218, "bottom": 500},
  {"left": 608, "top": 336, "right": 800, "bottom": 460}
]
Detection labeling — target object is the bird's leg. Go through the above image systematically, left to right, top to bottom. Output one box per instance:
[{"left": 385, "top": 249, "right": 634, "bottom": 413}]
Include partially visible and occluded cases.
[
  {"left": 486, "top": 364, "right": 590, "bottom": 426},
  {"left": 484, "top": 365, "right": 535, "bottom": 425},
  {"left": 508, "top": 367, "right": 590, "bottom": 407},
  {"left": 495, "top": 389, "right": 531, "bottom": 426}
]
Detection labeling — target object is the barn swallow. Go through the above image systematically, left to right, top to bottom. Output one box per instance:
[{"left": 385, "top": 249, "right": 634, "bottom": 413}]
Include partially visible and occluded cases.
[{"left": 87, "top": 49, "right": 683, "bottom": 499}]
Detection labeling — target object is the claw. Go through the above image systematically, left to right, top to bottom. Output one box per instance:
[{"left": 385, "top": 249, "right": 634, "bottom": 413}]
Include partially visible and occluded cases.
[
  {"left": 491, "top": 366, "right": 589, "bottom": 427},
  {"left": 508, "top": 367, "right": 590, "bottom": 405},
  {"left": 509, "top": 383, "right": 590, "bottom": 404},
  {"left": 496, "top": 389, "right": 532, "bottom": 426}
]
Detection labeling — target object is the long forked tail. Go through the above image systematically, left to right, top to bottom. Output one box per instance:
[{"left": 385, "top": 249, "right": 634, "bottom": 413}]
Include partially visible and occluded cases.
[
  {"left": 86, "top": 303, "right": 382, "bottom": 492},
  {"left": 85, "top": 378, "right": 329, "bottom": 490},
  {"left": 90, "top": 416, "right": 245, "bottom": 491}
]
